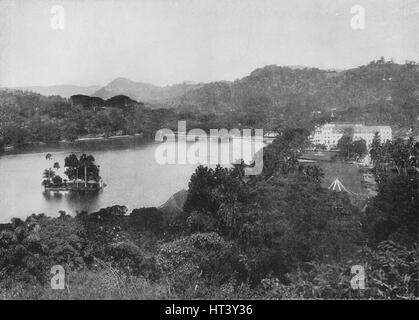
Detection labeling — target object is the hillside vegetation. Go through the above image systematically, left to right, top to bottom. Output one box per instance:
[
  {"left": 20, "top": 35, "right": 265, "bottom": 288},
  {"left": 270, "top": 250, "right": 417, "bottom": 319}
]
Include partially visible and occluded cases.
[
  {"left": 1, "top": 59, "right": 418, "bottom": 152},
  {"left": 93, "top": 59, "right": 419, "bottom": 132},
  {"left": 92, "top": 77, "right": 197, "bottom": 103},
  {"left": 0, "top": 90, "right": 180, "bottom": 149},
  {"left": 0, "top": 128, "right": 417, "bottom": 299}
]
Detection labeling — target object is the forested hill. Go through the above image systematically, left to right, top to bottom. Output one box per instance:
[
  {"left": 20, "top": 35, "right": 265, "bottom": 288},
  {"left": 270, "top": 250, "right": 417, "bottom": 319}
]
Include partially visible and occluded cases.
[
  {"left": 1, "top": 59, "right": 418, "bottom": 150},
  {"left": 90, "top": 59, "right": 419, "bottom": 130},
  {"left": 169, "top": 59, "right": 419, "bottom": 118},
  {"left": 92, "top": 77, "right": 197, "bottom": 104},
  {"left": 9, "top": 85, "right": 101, "bottom": 98},
  {"left": 0, "top": 89, "right": 181, "bottom": 148},
  {"left": 69, "top": 94, "right": 144, "bottom": 111}
]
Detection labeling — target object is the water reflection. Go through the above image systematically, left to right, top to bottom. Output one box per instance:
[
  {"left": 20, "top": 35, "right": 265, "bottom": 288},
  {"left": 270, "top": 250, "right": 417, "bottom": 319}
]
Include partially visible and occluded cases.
[
  {"left": 0, "top": 137, "right": 263, "bottom": 222},
  {"left": 42, "top": 189, "right": 101, "bottom": 213},
  {"left": 42, "top": 191, "right": 64, "bottom": 200}
]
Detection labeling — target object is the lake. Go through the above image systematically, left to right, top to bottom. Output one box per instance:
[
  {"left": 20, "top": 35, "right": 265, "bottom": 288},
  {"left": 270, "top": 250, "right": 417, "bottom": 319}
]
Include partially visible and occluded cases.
[{"left": 0, "top": 136, "right": 263, "bottom": 222}]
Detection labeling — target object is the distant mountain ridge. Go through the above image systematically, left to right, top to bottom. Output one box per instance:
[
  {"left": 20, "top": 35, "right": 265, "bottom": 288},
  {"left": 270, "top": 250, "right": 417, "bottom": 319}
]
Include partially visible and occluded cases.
[
  {"left": 7, "top": 60, "right": 419, "bottom": 129},
  {"left": 93, "top": 61, "right": 419, "bottom": 117},
  {"left": 92, "top": 77, "right": 199, "bottom": 103},
  {"left": 9, "top": 85, "right": 101, "bottom": 98},
  {"left": 69, "top": 94, "right": 145, "bottom": 111}
]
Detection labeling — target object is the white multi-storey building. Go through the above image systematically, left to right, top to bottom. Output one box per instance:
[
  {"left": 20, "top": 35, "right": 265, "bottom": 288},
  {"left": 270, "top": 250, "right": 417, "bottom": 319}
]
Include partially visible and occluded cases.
[{"left": 310, "top": 123, "right": 392, "bottom": 149}]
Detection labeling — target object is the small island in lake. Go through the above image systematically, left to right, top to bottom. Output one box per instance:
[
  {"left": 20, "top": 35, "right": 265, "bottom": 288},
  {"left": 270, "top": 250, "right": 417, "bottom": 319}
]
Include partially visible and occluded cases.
[{"left": 42, "top": 153, "right": 104, "bottom": 192}]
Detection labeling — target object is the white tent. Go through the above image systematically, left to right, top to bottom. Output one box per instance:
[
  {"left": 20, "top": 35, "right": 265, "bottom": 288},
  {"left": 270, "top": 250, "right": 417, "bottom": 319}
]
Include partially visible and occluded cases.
[
  {"left": 328, "top": 178, "right": 348, "bottom": 192},
  {"left": 329, "top": 178, "right": 367, "bottom": 199}
]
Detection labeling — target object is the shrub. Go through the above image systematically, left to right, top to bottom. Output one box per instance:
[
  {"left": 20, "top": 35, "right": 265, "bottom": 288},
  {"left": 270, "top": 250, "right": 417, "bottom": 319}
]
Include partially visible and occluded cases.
[
  {"left": 364, "top": 173, "right": 418, "bottom": 247},
  {"left": 128, "top": 207, "right": 164, "bottom": 235},
  {"left": 0, "top": 217, "right": 48, "bottom": 284},
  {"left": 156, "top": 232, "right": 243, "bottom": 295},
  {"left": 260, "top": 241, "right": 418, "bottom": 299}
]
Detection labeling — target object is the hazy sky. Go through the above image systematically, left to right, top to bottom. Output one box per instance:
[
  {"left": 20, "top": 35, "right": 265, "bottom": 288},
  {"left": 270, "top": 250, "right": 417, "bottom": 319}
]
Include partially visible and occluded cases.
[{"left": 0, "top": 0, "right": 418, "bottom": 87}]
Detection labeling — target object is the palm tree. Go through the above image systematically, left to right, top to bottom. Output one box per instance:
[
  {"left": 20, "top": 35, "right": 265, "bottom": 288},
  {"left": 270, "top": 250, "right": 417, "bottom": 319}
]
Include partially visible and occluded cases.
[
  {"left": 63, "top": 153, "right": 100, "bottom": 189},
  {"left": 43, "top": 154, "right": 55, "bottom": 184},
  {"left": 64, "top": 154, "right": 79, "bottom": 182},
  {"left": 79, "top": 154, "right": 95, "bottom": 187},
  {"left": 42, "top": 168, "right": 55, "bottom": 188},
  {"left": 43, "top": 169, "right": 55, "bottom": 180}
]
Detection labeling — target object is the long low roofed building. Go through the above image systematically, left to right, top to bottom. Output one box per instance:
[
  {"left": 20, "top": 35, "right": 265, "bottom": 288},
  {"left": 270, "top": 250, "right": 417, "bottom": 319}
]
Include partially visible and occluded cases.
[{"left": 310, "top": 123, "right": 392, "bottom": 149}]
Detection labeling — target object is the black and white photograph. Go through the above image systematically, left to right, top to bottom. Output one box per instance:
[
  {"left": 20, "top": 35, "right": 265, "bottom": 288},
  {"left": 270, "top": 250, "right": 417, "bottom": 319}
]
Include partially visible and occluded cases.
[{"left": 0, "top": 0, "right": 418, "bottom": 304}]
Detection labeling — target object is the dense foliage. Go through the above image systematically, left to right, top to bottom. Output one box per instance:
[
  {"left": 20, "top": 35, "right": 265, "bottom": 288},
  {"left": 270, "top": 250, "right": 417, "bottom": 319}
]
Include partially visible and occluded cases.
[
  {"left": 0, "top": 58, "right": 417, "bottom": 299},
  {"left": 2, "top": 59, "right": 418, "bottom": 153},
  {"left": 161, "top": 59, "right": 419, "bottom": 132},
  {"left": 0, "top": 91, "right": 183, "bottom": 149},
  {"left": 1, "top": 122, "right": 416, "bottom": 299},
  {"left": 337, "top": 135, "right": 368, "bottom": 161},
  {"left": 364, "top": 135, "right": 418, "bottom": 247}
]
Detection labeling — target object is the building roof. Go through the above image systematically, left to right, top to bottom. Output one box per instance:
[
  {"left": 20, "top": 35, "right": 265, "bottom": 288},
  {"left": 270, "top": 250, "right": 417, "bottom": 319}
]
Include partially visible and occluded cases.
[{"left": 323, "top": 123, "right": 391, "bottom": 135}]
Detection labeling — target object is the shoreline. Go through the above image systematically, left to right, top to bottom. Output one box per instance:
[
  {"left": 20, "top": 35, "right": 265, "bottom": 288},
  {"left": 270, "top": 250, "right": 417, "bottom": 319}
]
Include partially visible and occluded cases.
[
  {"left": 1, "top": 132, "right": 275, "bottom": 157},
  {"left": 0, "top": 133, "right": 153, "bottom": 157}
]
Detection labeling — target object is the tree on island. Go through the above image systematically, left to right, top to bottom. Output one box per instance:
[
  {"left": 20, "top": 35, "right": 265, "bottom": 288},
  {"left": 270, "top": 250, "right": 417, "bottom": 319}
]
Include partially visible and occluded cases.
[
  {"left": 64, "top": 153, "right": 101, "bottom": 185},
  {"left": 53, "top": 162, "right": 60, "bottom": 171},
  {"left": 41, "top": 169, "right": 56, "bottom": 187},
  {"left": 52, "top": 175, "right": 63, "bottom": 187}
]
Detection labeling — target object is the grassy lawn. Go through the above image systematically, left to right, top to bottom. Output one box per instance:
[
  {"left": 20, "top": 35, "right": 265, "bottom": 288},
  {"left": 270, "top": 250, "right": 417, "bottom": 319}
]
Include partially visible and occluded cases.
[
  {"left": 300, "top": 151, "right": 365, "bottom": 195},
  {"left": 318, "top": 161, "right": 364, "bottom": 195}
]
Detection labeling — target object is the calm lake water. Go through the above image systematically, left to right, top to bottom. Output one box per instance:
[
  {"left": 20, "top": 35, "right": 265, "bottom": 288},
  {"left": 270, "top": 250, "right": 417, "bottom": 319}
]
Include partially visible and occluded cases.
[{"left": 0, "top": 136, "right": 262, "bottom": 222}]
